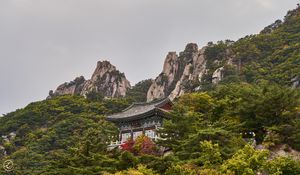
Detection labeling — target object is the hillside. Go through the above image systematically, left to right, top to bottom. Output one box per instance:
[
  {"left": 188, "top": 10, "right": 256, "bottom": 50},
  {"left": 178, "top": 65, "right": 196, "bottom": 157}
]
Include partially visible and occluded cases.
[
  {"left": 0, "top": 5, "right": 300, "bottom": 175},
  {"left": 147, "top": 6, "right": 300, "bottom": 100},
  {"left": 1, "top": 84, "right": 300, "bottom": 174}
]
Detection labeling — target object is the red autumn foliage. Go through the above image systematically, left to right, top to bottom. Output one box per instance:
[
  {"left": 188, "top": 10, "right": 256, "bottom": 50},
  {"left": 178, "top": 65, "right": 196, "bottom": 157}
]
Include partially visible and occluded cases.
[
  {"left": 120, "top": 135, "right": 159, "bottom": 155},
  {"left": 137, "top": 136, "right": 158, "bottom": 155},
  {"left": 120, "top": 139, "right": 135, "bottom": 153}
]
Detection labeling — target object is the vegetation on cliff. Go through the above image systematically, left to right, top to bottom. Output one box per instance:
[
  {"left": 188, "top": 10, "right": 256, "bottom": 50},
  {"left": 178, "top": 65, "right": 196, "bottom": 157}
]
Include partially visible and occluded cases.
[{"left": 201, "top": 6, "right": 300, "bottom": 89}]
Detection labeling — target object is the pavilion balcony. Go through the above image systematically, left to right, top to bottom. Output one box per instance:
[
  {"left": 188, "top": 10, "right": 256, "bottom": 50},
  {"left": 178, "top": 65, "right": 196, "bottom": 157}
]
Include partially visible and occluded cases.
[{"left": 107, "top": 140, "right": 122, "bottom": 150}]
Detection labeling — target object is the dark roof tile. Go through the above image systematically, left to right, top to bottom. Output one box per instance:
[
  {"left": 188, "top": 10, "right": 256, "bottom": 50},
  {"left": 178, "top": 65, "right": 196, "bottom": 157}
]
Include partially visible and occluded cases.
[{"left": 106, "top": 98, "right": 171, "bottom": 122}]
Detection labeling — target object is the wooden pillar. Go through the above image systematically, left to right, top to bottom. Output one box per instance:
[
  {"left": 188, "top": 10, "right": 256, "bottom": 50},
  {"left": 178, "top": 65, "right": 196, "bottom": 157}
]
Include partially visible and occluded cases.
[{"left": 119, "top": 130, "right": 122, "bottom": 143}]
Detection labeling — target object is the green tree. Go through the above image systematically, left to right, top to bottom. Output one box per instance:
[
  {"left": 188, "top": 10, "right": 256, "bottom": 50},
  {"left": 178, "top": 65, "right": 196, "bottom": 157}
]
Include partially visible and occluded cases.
[
  {"left": 191, "top": 140, "right": 222, "bottom": 168},
  {"left": 221, "top": 145, "right": 269, "bottom": 175},
  {"left": 265, "top": 156, "right": 300, "bottom": 175}
]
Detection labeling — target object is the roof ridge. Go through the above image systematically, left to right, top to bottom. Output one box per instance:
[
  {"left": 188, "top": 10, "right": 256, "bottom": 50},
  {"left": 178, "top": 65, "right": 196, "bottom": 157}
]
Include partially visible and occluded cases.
[
  {"left": 106, "top": 97, "right": 172, "bottom": 122},
  {"left": 120, "top": 98, "right": 168, "bottom": 112}
]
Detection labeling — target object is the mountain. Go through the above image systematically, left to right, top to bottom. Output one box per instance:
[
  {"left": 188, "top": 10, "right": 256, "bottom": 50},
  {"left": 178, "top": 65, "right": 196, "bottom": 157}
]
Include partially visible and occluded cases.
[
  {"left": 1, "top": 5, "right": 300, "bottom": 175},
  {"left": 49, "top": 6, "right": 300, "bottom": 103},
  {"left": 146, "top": 6, "right": 300, "bottom": 101},
  {"left": 48, "top": 60, "right": 131, "bottom": 99}
]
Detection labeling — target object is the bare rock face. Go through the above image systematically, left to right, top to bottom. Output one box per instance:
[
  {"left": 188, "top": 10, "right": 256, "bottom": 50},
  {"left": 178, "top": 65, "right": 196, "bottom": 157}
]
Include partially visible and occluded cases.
[
  {"left": 147, "top": 43, "right": 207, "bottom": 101},
  {"left": 146, "top": 52, "right": 179, "bottom": 101},
  {"left": 49, "top": 61, "right": 131, "bottom": 98},
  {"left": 80, "top": 61, "right": 131, "bottom": 97},
  {"left": 212, "top": 67, "right": 224, "bottom": 84},
  {"left": 48, "top": 76, "right": 86, "bottom": 98}
]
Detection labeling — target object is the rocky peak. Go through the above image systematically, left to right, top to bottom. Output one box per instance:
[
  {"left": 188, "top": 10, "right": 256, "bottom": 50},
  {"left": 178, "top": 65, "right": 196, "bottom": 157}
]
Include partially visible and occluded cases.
[
  {"left": 147, "top": 43, "right": 207, "bottom": 101},
  {"left": 49, "top": 60, "right": 131, "bottom": 99},
  {"left": 91, "top": 61, "right": 117, "bottom": 81}
]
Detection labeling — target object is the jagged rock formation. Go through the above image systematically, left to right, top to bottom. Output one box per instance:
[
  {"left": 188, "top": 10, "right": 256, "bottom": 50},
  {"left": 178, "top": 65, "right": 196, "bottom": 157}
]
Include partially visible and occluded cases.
[
  {"left": 50, "top": 9, "right": 300, "bottom": 102},
  {"left": 147, "top": 43, "right": 207, "bottom": 101},
  {"left": 49, "top": 44, "right": 235, "bottom": 102},
  {"left": 49, "top": 61, "right": 131, "bottom": 98},
  {"left": 80, "top": 61, "right": 131, "bottom": 97}
]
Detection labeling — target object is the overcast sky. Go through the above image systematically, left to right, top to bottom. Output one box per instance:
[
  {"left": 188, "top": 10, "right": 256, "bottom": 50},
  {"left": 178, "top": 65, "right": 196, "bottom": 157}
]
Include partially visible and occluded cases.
[{"left": 0, "top": 0, "right": 299, "bottom": 115}]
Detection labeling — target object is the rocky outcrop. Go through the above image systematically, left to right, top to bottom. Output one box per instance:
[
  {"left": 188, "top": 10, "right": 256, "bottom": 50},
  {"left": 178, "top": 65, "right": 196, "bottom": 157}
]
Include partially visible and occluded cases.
[
  {"left": 49, "top": 43, "right": 234, "bottom": 102},
  {"left": 147, "top": 43, "right": 207, "bottom": 101},
  {"left": 146, "top": 52, "right": 179, "bottom": 101},
  {"left": 49, "top": 61, "right": 131, "bottom": 98},
  {"left": 80, "top": 61, "right": 131, "bottom": 97},
  {"left": 212, "top": 67, "right": 224, "bottom": 84},
  {"left": 48, "top": 76, "right": 86, "bottom": 98},
  {"left": 0, "top": 132, "right": 16, "bottom": 157}
]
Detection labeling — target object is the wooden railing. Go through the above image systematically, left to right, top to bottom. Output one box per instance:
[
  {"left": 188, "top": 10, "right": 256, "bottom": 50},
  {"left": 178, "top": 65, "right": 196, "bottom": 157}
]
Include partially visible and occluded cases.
[{"left": 107, "top": 141, "right": 121, "bottom": 148}]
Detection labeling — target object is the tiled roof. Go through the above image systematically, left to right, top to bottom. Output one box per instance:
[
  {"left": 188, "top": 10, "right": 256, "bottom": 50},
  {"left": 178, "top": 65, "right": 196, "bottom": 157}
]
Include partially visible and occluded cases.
[{"left": 106, "top": 98, "right": 171, "bottom": 122}]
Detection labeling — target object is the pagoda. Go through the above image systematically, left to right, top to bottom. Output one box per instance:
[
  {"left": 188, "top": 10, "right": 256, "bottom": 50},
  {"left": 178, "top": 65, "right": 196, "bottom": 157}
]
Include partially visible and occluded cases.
[{"left": 107, "top": 98, "right": 172, "bottom": 145}]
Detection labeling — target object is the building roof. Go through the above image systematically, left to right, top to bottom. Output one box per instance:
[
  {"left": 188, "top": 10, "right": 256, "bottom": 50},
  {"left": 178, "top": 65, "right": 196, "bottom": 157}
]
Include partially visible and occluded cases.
[{"left": 106, "top": 98, "right": 172, "bottom": 122}]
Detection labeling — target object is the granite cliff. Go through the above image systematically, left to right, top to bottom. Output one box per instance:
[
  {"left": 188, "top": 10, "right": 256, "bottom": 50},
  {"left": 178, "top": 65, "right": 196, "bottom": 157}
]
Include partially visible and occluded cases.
[
  {"left": 49, "top": 43, "right": 233, "bottom": 101},
  {"left": 146, "top": 43, "right": 207, "bottom": 101},
  {"left": 49, "top": 61, "right": 131, "bottom": 98}
]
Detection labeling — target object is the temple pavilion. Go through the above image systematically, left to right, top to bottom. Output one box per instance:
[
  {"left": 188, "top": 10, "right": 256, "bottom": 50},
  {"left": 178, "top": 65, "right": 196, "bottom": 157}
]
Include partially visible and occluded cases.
[{"left": 107, "top": 98, "right": 172, "bottom": 145}]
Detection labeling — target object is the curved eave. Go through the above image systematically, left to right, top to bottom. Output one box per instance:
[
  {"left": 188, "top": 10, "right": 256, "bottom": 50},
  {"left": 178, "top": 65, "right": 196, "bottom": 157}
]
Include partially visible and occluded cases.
[{"left": 106, "top": 108, "right": 170, "bottom": 123}]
